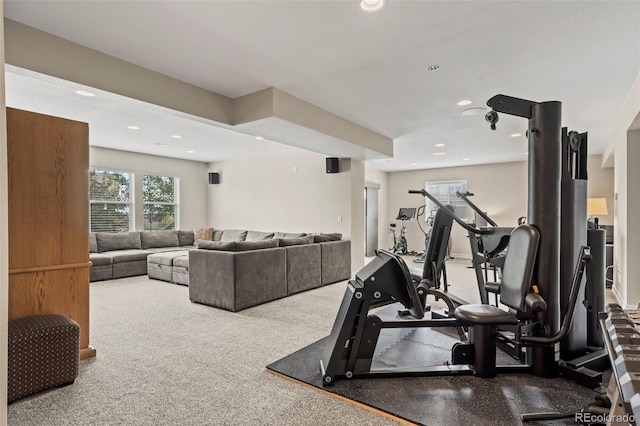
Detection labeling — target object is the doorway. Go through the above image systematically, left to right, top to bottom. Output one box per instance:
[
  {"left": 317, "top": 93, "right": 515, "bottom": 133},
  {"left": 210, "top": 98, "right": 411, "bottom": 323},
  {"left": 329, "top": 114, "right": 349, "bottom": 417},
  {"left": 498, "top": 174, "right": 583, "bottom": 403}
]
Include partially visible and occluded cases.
[{"left": 365, "top": 182, "right": 380, "bottom": 257}]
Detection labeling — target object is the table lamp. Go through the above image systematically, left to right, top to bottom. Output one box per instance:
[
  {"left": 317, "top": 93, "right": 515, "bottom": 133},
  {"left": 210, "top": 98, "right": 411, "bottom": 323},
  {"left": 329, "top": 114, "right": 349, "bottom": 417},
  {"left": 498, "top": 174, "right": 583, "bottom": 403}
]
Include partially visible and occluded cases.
[{"left": 587, "top": 197, "right": 608, "bottom": 229}]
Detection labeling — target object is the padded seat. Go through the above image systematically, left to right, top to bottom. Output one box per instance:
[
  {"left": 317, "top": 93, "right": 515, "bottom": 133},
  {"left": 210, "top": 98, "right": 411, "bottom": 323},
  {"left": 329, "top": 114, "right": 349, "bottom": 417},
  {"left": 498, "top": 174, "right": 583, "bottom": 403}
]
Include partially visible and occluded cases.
[{"left": 454, "top": 304, "right": 517, "bottom": 325}]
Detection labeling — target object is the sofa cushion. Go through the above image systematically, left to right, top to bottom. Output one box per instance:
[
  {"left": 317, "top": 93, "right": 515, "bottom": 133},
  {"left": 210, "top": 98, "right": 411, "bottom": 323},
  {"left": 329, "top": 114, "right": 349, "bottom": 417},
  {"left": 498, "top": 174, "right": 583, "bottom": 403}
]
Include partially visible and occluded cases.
[
  {"left": 194, "top": 227, "right": 213, "bottom": 241},
  {"left": 212, "top": 229, "right": 224, "bottom": 241},
  {"left": 221, "top": 229, "right": 248, "bottom": 242},
  {"left": 140, "top": 230, "right": 179, "bottom": 249},
  {"left": 178, "top": 230, "right": 195, "bottom": 247},
  {"left": 246, "top": 230, "right": 275, "bottom": 242},
  {"left": 96, "top": 232, "right": 142, "bottom": 252},
  {"left": 274, "top": 232, "right": 307, "bottom": 239},
  {"left": 89, "top": 233, "right": 98, "bottom": 253},
  {"left": 312, "top": 233, "right": 343, "bottom": 243},
  {"left": 278, "top": 235, "right": 315, "bottom": 246},
  {"left": 196, "top": 239, "right": 278, "bottom": 251},
  {"left": 105, "top": 249, "right": 152, "bottom": 263},
  {"left": 147, "top": 251, "right": 187, "bottom": 266},
  {"left": 89, "top": 253, "right": 112, "bottom": 266},
  {"left": 173, "top": 255, "right": 189, "bottom": 268}
]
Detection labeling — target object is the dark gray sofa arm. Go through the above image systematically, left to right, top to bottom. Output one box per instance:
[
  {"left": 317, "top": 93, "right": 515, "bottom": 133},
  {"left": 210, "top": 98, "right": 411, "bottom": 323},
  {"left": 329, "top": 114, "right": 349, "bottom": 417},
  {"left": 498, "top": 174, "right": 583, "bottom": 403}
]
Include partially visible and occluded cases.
[
  {"left": 320, "top": 240, "right": 351, "bottom": 285},
  {"left": 285, "top": 244, "right": 321, "bottom": 295},
  {"left": 188, "top": 247, "right": 286, "bottom": 312}
]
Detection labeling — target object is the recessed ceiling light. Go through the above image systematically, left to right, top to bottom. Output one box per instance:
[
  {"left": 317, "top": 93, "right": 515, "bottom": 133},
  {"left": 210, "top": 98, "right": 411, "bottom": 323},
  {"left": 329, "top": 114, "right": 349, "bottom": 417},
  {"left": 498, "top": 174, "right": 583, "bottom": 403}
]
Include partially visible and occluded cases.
[
  {"left": 360, "top": 0, "right": 384, "bottom": 11},
  {"left": 427, "top": 65, "right": 440, "bottom": 72},
  {"left": 75, "top": 90, "right": 95, "bottom": 97},
  {"left": 457, "top": 100, "right": 473, "bottom": 106},
  {"left": 461, "top": 107, "right": 487, "bottom": 116},
  {"left": 127, "top": 125, "right": 140, "bottom": 130},
  {"left": 511, "top": 133, "right": 522, "bottom": 138},
  {"left": 171, "top": 135, "right": 182, "bottom": 139},
  {"left": 255, "top": 136, "right": 264, "bottom": 140},
  {"left": 155, "top": 143, "right": 170, "bottom": 147},
  {"left": 434, "top": 143, "right": 445, "bottom": 147},
  {"left": 187, "top": 150, "right": 195, "bottom": 154},
  {"left": 434, "top": 152, "right": 446, "bottom": 156},
  {"left": 524, "top": 152, "right": 529, "bottom": 155},
  {"left": 463, "top": 158, "right": 470, "bottom": 161},
  {"left": 411, "top": 163, "right": 418, "bottom": 166}
]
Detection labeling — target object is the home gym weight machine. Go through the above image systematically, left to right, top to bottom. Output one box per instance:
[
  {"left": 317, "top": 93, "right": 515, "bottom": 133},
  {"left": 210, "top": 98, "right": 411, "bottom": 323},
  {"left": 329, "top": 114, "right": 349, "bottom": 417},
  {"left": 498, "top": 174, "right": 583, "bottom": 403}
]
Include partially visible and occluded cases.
[{"left": 320, "top": 94, "right": 608, "bottom": 389}]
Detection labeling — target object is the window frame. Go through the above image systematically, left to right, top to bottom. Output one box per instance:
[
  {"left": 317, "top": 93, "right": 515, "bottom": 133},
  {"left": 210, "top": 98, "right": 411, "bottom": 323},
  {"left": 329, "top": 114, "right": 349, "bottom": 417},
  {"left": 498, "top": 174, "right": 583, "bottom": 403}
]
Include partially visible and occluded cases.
[
  {"left": 89, "top": 167, "right": 135, "bottom": 232},
  {"left": 142, "top": 172, "right": 180, "bottom": 231},
  {"left": 425, "top": 180, "right": 468, "bottom": 222}
]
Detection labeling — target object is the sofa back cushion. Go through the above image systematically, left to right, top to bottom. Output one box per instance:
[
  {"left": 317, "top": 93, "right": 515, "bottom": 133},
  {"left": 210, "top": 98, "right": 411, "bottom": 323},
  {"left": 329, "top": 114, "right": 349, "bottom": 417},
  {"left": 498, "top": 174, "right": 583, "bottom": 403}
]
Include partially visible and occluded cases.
[
  {"left": 194, "top": 227, "right": 214, "bottom": 241},
  {"left": 212, "top": 229, "right": 224, "bottom": 241},
  {"left": 221, "top": 229, "right": 248, "bottom": 242},
  {"left": 140, "top": 230, "right": 180, "bottom": 249},
  {"left": 178, "top": 230, "right": 195, "bottom": 247},
  {"left": 246, "top": 230, "right": 275, "bottom": 242},
  {"left": 96, "top": 232, "right": 142, "bottom": 253},
  {"left": 274, "top": 232, "right": 307, "bottom": 239},
  {"left": 89, "top": 233, "right": 98, "bottom": 253},
  {"left": 312, "top": 233, "right": 343, "bottom": 243},
  {"left": 277, "top": 235, "right": 315, "bottom": 246},
  {"left": 196, "top": 239, "right": 278, "bottom": 251}
]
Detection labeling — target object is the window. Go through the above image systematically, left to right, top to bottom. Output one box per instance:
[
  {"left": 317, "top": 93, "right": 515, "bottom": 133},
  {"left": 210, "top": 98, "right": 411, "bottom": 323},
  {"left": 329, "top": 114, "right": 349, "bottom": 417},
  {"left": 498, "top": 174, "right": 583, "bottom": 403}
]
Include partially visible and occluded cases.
[
  {"left": 89, "top": 169, "right": 134, "bottom": 232},
  {"left": 143, "top": 174, "right": 178, "bottom": 230},
  {"left": 426, "top": 180, "right": 468, "bottom": 221}
]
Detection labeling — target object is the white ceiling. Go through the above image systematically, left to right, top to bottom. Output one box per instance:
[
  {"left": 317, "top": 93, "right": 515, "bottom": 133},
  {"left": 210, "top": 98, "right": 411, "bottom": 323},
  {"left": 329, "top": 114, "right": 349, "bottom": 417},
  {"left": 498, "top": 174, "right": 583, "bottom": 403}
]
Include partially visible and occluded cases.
[{"left": 4, "top": 1, "right": 639, "bottom": 171}]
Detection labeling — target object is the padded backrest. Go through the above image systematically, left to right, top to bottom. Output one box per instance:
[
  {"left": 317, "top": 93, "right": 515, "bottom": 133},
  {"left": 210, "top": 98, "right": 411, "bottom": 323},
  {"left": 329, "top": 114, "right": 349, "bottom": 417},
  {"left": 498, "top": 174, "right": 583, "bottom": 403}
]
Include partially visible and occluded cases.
[
  {"left": 422, "top": 205, "right": 455, "bottom": 282},
  {"left": 499, "top": 224, "right": 540, "bottom": 311}
]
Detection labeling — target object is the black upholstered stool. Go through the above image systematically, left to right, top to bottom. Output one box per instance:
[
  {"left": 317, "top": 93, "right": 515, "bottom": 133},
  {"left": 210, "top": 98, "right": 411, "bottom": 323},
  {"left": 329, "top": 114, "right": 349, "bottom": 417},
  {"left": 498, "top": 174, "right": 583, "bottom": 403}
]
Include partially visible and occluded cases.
[{"left": 8, "top": 314, "right": 80, "bottom": 403}]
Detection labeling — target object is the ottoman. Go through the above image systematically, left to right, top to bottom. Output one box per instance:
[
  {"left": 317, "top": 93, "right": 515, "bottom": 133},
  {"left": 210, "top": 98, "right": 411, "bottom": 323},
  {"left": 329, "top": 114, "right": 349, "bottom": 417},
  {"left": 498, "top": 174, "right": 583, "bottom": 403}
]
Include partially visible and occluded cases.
[
  {"left": 148, "top": 251, "right": 186, "bottom": 283},
  {"left": 172, "top": 254, "right": 190, "bottom": 286},
  {"left": 8, "top": 314, "right": 80, "bottom": 403}
]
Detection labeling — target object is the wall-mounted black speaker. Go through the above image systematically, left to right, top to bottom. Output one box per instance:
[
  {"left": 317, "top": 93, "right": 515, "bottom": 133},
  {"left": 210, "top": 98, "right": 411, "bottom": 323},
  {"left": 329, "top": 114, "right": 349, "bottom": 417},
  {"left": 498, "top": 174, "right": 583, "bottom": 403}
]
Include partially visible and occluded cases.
[
  {"left": 326, "top": 157, "right": 339, "bottom": 174},
  {"left": 208, "top": 172, "right": 220, "bottom": 184}
]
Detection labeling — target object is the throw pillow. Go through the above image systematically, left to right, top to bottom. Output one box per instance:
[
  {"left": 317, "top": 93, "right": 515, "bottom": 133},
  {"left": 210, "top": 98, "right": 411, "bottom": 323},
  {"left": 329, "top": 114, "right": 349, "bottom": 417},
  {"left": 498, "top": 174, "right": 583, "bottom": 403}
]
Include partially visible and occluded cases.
[
  {"left": 194, "top": 227, "right": 214, "bottom": 241},
  {"left": 277, "top": 235, "right": 315, "bottom": 246}
]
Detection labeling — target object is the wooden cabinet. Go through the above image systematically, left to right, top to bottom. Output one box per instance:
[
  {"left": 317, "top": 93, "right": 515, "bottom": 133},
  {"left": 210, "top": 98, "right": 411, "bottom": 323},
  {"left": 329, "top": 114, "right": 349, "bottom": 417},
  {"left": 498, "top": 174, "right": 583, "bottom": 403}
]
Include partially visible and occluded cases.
[{"left": 7, "top": 107, "right": 95, "bottom": 359}]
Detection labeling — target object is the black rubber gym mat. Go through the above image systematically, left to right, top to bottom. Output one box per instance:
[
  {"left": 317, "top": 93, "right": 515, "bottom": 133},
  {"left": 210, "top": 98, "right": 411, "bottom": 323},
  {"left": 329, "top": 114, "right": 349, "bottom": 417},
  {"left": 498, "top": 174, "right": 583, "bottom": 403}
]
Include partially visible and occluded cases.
[{"left": 267, "top": 331, "right": 600, "bottom": 426}]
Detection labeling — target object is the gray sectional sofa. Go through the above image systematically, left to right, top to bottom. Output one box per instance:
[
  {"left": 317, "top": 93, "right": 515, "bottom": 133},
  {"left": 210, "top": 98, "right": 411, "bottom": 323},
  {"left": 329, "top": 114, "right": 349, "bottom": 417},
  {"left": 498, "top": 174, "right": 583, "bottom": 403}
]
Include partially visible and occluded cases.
[
  {"left": 88, "top": 228, "right": 351, "bottom": 312},
  {"left": 89, "top": 230, "right": 194, "bottom": 282}
]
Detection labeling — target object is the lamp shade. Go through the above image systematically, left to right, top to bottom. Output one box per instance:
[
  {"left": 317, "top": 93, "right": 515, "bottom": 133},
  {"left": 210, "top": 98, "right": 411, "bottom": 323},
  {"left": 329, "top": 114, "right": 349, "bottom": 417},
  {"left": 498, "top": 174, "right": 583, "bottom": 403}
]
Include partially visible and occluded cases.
[{"left": 587, "top": 198, "right": 608, "bottom": 216}]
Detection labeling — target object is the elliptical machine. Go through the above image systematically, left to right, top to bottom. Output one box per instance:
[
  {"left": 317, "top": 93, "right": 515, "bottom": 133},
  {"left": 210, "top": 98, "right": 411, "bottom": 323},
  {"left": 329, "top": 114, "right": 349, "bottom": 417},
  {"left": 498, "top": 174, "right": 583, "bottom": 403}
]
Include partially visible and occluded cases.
[{"left": 389, "top": 208, "right": 416, "bottom": 255}]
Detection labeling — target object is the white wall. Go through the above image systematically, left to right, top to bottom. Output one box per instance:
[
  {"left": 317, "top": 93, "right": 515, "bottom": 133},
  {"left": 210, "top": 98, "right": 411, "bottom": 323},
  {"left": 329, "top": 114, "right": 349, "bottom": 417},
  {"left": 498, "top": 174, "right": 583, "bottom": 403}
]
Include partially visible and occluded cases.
[
  {"left": 606, "top": 70, "right": 640, "bottom": 308},
  {"left": 90, "top": 147, "right": 209, "bottom": 230},
  {"left": 208, "top": 149, "right": 365, "bottom": 270},
  {"left": 386, "top": 156, "right": 614, "bottom": 258}
]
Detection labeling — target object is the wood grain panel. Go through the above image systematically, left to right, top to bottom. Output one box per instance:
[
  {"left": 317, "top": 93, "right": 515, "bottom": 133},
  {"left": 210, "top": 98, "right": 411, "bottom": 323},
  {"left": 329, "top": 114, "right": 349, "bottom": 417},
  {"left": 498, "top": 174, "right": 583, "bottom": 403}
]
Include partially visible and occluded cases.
[
  {"left": 7, "top": 108, "right": 95, "bottom": 358},
  {"left": 7, "top": 108, "right": 89, "bottom": 269},
  {"left": 9, "top": 266, "right": 91, "bottom": 350}
]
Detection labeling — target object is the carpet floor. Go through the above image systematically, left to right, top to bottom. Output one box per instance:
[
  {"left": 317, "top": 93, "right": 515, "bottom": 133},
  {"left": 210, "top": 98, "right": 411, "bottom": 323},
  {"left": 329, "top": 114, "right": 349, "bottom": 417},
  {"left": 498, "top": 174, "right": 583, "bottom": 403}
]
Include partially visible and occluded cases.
[{"left": 7, "top": 257, "right": 609, "bottom": 425}]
